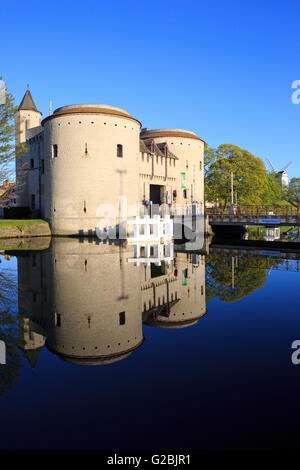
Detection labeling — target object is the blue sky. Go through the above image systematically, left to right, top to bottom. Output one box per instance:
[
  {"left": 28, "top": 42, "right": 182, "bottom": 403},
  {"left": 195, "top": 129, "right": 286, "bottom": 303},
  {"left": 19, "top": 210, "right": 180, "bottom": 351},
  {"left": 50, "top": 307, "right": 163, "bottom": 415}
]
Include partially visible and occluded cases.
[{"left": 1, "top": 0, "right": 300, "bottom": 177}]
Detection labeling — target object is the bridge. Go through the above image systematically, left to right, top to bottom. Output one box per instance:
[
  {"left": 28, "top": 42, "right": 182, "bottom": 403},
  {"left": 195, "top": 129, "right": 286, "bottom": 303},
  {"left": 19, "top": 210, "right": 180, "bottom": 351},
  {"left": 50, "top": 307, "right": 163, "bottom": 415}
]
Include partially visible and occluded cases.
[{"left": 206, "top": 205, "right": 300, "bottom": 227}]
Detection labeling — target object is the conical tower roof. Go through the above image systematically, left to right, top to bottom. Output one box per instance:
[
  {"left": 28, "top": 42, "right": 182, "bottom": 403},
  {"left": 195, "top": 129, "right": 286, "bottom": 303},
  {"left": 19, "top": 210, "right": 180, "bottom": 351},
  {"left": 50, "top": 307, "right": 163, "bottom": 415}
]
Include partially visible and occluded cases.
[{"left": 18, "top": 87, "right": 41, "bottom": 113}]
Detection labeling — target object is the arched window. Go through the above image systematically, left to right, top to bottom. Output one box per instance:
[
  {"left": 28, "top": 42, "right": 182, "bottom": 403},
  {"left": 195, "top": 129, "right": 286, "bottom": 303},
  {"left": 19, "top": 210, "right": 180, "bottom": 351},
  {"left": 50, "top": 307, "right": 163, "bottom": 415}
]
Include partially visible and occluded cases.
[{"left": 117, "top": 144, "right": 123, "bottom": 158}]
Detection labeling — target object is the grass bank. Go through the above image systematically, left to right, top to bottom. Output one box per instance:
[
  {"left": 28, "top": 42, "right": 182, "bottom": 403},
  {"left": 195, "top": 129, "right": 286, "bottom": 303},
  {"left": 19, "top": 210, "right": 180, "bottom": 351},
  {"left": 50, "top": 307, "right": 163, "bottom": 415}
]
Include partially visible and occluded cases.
[{"left": 0, "top": 219, "right": 51, "bottom": 238}]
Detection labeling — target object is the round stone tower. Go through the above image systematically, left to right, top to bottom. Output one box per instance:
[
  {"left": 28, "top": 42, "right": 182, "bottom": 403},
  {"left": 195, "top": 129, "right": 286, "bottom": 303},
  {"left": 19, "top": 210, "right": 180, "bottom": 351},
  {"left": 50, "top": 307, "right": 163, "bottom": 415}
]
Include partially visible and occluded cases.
[
  {"left": 42, "top": 104, "right": 142, "bottom": 235},
  {"left": 140, "top": 128, "right": 205, "bottom": 206}
]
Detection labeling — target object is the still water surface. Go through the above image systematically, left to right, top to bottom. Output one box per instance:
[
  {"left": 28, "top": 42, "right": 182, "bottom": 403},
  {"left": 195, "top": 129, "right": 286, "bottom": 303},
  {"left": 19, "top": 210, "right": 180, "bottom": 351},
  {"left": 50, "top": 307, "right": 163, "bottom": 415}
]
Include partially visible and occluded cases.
[{"left": 0, "top": 237, "right": 300, "bottom": 450}]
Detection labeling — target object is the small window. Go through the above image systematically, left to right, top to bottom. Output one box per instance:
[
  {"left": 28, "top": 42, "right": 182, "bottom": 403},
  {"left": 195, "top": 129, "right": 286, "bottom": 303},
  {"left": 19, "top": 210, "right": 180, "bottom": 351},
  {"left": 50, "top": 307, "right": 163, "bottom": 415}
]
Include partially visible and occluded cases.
[
  {"left": 85, "top": 143, "right": 88, "bottom": 154},
  {"left": 53, "top": 144, "right": 58, "bottom": 158},
  {"left": 117, "top": 144, "right": 123, "bottom": 158},
  {"left": 30, "top": 158, "right": 34, "bottom": 169},
  {"left": 42, "top": 159, "right": 45, "bottom": 174},
  {"left": 186, "top": 160, "right": 188, "bottom": 168},
  {"left": 200, "top": 161, "right": 202, "bottom": 171},
  {"left": 183, "top": 189, "right": 187, "bottom": 199},
  {"left": 31, "top": 194, "right": 35, "bottom": 209},
  {"left": 119, "top": 311, "right": 126, "bottom": 325},
  {"left": 56, "top": 313, "right": 61, "bottom": 327}
]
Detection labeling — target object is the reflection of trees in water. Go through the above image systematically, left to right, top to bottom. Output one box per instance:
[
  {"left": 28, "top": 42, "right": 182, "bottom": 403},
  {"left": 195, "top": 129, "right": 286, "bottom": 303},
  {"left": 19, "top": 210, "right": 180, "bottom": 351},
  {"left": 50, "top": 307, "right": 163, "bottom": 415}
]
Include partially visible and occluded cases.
[
  {"left": 281, "top": 227, "right": 300, "bottom": 242},
  {"left": 206, "top": 251, "right": 281, "bottom": 303},
  {"left": 0, "top": 260, "right": 23, "bottom": 398}
]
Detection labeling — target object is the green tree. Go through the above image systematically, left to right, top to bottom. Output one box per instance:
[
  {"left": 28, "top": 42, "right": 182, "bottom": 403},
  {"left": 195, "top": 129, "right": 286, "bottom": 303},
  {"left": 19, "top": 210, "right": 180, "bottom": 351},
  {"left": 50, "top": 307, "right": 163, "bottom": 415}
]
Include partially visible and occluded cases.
[
  {"left": 0, "top": 77, "right": 26, "bottom": 200},
  {"left": 204, "top": 143, "right": 216, "bottom": 177},
  {"left": 205, "top": 144, "right": 267, "bottom": 207},
  {"left": 261, "top": 172, "right": 284, "bottom": 206},
  {"left": 285, "top": 177, "right": 300, "bottom": 207}
]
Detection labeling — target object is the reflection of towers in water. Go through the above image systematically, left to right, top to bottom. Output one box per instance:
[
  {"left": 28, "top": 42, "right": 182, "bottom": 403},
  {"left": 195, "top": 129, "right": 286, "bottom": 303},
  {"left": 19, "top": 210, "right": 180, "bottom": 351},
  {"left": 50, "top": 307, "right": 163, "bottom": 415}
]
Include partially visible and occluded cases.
[
  {"left": 17, "top": 239, "right": 143, "bottom": 366},
  {"left": 137, "top": 246, "right": 206, "bottom": 328},
  {"left": 18, "top": 251, "right": 46, "bottom": 368}
]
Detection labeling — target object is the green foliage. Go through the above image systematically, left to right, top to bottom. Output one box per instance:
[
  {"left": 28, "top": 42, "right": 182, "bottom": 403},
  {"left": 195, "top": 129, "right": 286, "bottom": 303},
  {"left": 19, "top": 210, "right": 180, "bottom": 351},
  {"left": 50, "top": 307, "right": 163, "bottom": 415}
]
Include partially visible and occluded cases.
[
  {"left": 0, "top": 77, "right": 26, "bottom": 184},
  {"left": 204, "top": 144, "right": 216, "bottom": 177},
  {"left": 205, "top": 144, "right": 267, "bottom": 206},
  {"left": 261, "top": 172, "right": 285, "bottom": 205},
  {"left": 285, "top": 177, "right": 300, "bottom": 207}
]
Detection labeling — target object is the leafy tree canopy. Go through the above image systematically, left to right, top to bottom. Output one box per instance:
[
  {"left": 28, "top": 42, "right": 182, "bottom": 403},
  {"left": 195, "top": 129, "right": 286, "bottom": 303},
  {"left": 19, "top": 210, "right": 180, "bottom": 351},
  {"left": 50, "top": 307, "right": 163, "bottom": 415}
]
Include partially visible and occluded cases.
[
  {"left": 0, "top": 77, "right": 26, "bottom": 185},
  {"left": 205, "top": 144, "right": 267, "bottom": 207},
  {"left": 261, "top": 172, "right": 285, "bottom": 206},
  {"left": 285, "top": 177, "right": 300, "bottom": 207}
]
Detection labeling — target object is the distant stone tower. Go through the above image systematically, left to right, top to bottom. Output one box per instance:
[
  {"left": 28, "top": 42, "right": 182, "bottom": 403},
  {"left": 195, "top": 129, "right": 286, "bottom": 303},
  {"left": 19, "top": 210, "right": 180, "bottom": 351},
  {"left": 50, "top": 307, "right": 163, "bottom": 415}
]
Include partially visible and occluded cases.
[
  {"left": 15, "top": 86, "right": 42, "bottom": 209},
  {"left": 15, "top": 86, "right": 42, "bottom": 145}
]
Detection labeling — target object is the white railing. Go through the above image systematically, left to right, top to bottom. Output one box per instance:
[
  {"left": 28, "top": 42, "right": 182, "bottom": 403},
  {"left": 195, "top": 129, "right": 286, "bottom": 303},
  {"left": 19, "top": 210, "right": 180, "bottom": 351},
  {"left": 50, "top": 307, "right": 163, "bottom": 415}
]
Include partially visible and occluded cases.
[
  {"left": 127, "top": 215, "right": 173, "bottom": 242},
  {"left": 127, "top": 242, "right": 174, "bottom": 266}
]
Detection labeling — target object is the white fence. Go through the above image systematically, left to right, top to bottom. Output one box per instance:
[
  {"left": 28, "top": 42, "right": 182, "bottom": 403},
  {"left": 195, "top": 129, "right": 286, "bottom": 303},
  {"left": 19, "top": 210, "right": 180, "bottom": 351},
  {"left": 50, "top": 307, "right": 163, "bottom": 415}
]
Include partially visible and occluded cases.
[
  {"left": 127, "top": 215, "right": 173, "bottom": 242},
  {"left": 127, "top": 243, "right": 174, "bottom": 266}
]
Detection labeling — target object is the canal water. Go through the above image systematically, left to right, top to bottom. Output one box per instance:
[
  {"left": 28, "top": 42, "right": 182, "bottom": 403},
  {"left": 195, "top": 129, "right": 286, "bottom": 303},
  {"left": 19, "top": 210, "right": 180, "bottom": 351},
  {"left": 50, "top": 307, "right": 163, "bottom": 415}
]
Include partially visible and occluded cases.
[{"left": 0, "top": 237, "right": 300, "bottom": 450}]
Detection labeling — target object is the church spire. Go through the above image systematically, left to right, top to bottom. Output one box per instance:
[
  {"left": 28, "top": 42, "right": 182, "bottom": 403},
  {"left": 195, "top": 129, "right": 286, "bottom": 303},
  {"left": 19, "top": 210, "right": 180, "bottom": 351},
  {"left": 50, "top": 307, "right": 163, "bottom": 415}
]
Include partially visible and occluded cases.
[{"left": 18, "top": 86, "right": 40, "bottom": 113}]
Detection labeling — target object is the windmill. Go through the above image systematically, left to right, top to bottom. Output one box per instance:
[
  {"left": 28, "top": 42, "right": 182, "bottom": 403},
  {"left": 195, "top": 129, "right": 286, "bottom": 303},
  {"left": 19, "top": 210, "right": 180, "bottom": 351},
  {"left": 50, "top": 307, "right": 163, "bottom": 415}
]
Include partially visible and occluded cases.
[{"left": 266, "top": 158, "right": 293, "bottom": 186}]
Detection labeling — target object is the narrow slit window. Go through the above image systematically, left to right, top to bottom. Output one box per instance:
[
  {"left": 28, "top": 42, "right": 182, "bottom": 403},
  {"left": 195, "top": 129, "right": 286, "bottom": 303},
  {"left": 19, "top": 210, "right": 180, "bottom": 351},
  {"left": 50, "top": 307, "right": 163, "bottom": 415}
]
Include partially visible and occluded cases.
[
  {"left": 85, "top": 143, "right": 88, "bottom": 154},
  {"left": 53, "top": 144, "right": 58, "bottom": 158},
  {"left": 117, "top": 144, "right": 123, "bottom": 158},
  {"left": 30, "top": 158, "right": 34, "bottom": 169},
  {"left": 42, "top": 159, "right": 45, "bottom": 174},
  {"left": 31, "top": 194, "right": 35, "bottom": 209},
  {"left": 83, "top": 200, "right": 87, "bottom": 213},
  {"left": 119, "top": 311, "right": 126, "bottom": 325},
  {"left": 56, "top": 313, "right": 61, "bottom": 327}
]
